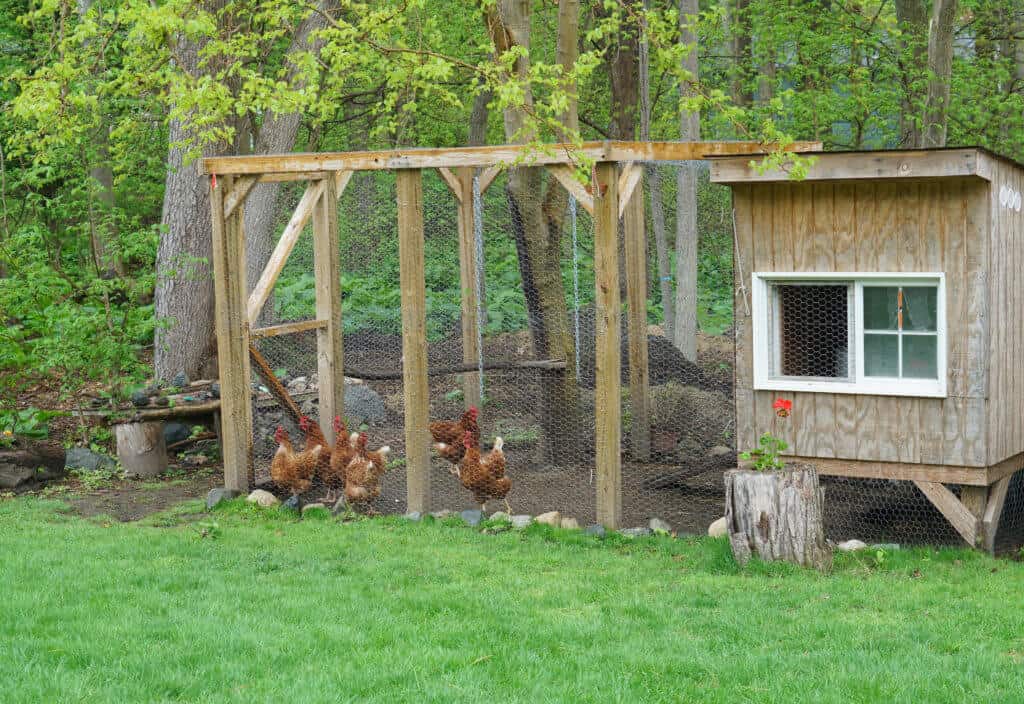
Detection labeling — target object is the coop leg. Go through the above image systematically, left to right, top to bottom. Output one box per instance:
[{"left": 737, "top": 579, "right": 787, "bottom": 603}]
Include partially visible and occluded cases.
[
  {"left": 982, "top": 476, "right": 1012, "bottom": 554},
  {"left": 912, "top": 480, "right": 981, "bottom": 547}
]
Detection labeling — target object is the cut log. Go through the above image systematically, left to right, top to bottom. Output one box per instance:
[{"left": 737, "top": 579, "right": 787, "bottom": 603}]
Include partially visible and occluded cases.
[
  {"left": 115, "top": 422, "right": 168, "bottom": 478},
  {"left": 0, "top": 442, "right": 66, "bottom": 492},
  {"left": 724, "top": 464, "right": 832, "bottom": 571}
]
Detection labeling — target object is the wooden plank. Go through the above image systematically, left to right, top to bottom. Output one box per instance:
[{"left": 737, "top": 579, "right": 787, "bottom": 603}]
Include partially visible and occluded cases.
[
  {"left": 203, "top": 141, "right": 822, "bottom": 175},
  {"left": 710, "top": 149, "right": 988, "bottom": 184},
  {"left": 593, "top": 161, "right": 622, "bottom": 528},
  {"left": 617, "top": 163, "right": 644, "bottom": 219},
  {"left": 478, "top": 165, "right": 501, "bottom": 194},
  {"left": 547, "top": 165, "right": 594, "bottom": 214},
  {"left": 437, "top": 167, "right": 463, "bottom": 202},
  {"left": 455, "top": 167, "right": 482, "bottom": 411},
  {"left": 334, "top": 169, "right": 353, "bottom": 197},
  {"left": 397, "top": 169, "right": 431, "bottom": 514},
  {"left": 256, "top": 171, "right": 329, "bottom": 183},
  {"left": 312, "top": 174, "right": 344, "bottom": 444},
  {"left": 210, "top": 175, "right": 254, "bottom": 491},
  {"left": 223, "top": 175, "right": 257, "bottom": 219},
  {"left": 623, "top": 178, "right": 651, "bottom": 461},
  {"left": 246, "top": 179, "right": 325, "bottom": 324},
  {"left": 832, "top": 183, "right": 857, "bottom": 459},
  {"left": 733, "top": 185, "right": 756, "bottom": 452},
  {"left": 250, "top": 318, "right": 327, "bottom": 339},
  {"left": 985, "top": 452, "right": 1024, "bottom": 483},
  {"left": 800, "top": 456, "right": 991, "bottom": 485},
  {"left": 983, "top": 474, "right": 1013, "bottom": 553},
  {"left": 913, "top": 480, "right": 980, "bottom": 546}
]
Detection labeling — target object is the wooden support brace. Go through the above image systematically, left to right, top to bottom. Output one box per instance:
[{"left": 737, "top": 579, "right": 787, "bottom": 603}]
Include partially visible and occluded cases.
[
  {"left": 594, "top": 162, "right": 621, "bottom": 528},
  {"left": 617, "top": 163, "right": 644, "bottom": 219},
  {"left": 478, "top": 165, "right": 501, "bottom": 194},
  {"left": 548, "top": 165, "right": 594, "bottom": 215},
  {"left": 455, "top": 166, "right": 482, "bottom": 411},
  {"left": 438, "top": 167, "right": 463, "bottom": 202},
  {"left": 397, "top": 169, "right": 431, "bottom": 514},
  {"left": 623, "top": 174, "right": 651, "bottom": 462},
  {"left": 223, "top": 175, "right": 258, "bottom": 219},
  {"left": 313, "top": 175, "right": 344, "bottom": 444},
  {"left": 250, "top": 319, "right": 328, "bottom": 339},
  {"left": 982, "top": 475, "right": 1012, "bottom": 554},
  {"left": 913, "top": 480, "right": 980, "bottom": 547}
]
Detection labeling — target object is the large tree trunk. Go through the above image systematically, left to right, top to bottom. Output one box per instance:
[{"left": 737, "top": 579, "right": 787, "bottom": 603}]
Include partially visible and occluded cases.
[
  {"left": 673, "top": 0, "right": 700, "bottom": 361},
  {"left": 730, "top": 0, "right": 753, "bottom": 107},
  {"left": 895, "top": 0, "right": 928, "bottom": 147},
  {"left": 922, "top": 0, "right": 958, "bottom": 148},
  {"left": 725, "top": 465, "right": 832, "bottom": 570}
]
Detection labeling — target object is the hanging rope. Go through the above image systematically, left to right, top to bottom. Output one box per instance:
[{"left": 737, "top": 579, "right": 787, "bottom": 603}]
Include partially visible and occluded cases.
[
  {"left": 472, "top": 174, "right": 485, "bottom": 402},
  {"left": 570, "top": 194, "right": 580, "bottom": 384}
]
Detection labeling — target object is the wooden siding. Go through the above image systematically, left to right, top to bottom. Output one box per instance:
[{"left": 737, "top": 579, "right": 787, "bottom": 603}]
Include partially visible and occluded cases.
[{"left": 735, "top": 178, "right": 990, "bottom": 467}]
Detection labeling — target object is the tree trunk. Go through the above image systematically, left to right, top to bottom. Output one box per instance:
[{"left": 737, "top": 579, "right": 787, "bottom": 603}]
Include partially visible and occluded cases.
[
  {"left": 673, "top": 0, "right": 700, "bottom": 361},
  {"left": 730, "top": 0, "right": 752, "bottom": 107},
  {"left": 894, "top": 0, "right": 928, "bottom": 147},
  {"left": 922, "top": 0, "right": 958, "bottom": 148},
  {"left": 116, "top": 422, "right": 168, "bottom": 478},
  {"left": 725, "top": 465, "right": 832, "bottom": 570}
]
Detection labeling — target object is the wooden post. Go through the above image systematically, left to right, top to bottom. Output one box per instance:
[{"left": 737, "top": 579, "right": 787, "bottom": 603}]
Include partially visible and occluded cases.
[
  {"left": 594, "top": 161, "right": 622, "bottom": 528},
  {"left": 455, "top": 167, "right": 482, "bottom": 411},
  {"left": 397, "top": 169, "right": 431, "bottom": 514},
  {"left": 623, "top": 173, "right": 651, "bottom": 461},
  {"left": 210, "top": 174, "right": 254, "bottom": 491},
  {"left": 312, "top": 176, "right": 344, "bottom": 443},
  {"left": 116, "top": 422, "right": 168, "bottom": 478},
  {"left": 982, "top": 475, "right": 1012, "bottom": 554},
  {"left": 960, "top": 485, "right": 988, "bottom": 523}
]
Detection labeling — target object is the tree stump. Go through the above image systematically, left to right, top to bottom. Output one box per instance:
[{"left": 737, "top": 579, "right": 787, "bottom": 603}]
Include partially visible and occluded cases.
[
  {"left": 115, "top": 422, "right": 168, "bottom": 478},
  {"left": 724, "top": 464, "right": 832, "bottom": 571}
]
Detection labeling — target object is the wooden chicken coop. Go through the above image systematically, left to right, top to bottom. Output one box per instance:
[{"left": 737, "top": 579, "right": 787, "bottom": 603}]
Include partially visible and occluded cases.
[
  {"left": 200, "top": 140, "right": 819, "bottom": 528},
  {"left": 711, "top": 147, "right": 1024, "bottom": 551}
]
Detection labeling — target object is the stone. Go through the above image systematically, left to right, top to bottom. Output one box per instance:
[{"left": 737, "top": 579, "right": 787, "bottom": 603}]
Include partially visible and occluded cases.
[
  {"left": 170, "top": 371, "right": 187, "bottom": 388},
  {"left": 286, "top": 376, "right": 308, "bottom": 394},
  {"left": 210, "top": 382, "right": 220, "bottom": 399},
  {"left": 345, "top": 384, "right": 386, "bottom": 424},
  {"left": 130, "top": 391, "right": 150, "bottom": 407},
  {"left": 153, "top": 396, "right": 169, "bottom": 407},
  {"left": 300, "top": 400, "right": 317, "bottom": 415},
  {"left": 163, "top": 422, "right": 191, "bottom": 446},
  {"left": 708, "top": 445, "right": 734, "bottom": 458},
  {"left": 65, "top": 447, "right": 116, "bottom": 472},
  {"left": 206, "top": 488, "right": 241, "bottom": 510},
  {"left": 246, "top": 489, "right": 280, "bottom": 507},
  {"left": 282, "top": 495, "right": 300, "bottom": 511},
  {"left": 301, "top": 502, "right": 327, "bottom": 516},
  {"left": 460, "top": 509, "right": 483, "bottom": 526},
  {"left": 430, "top": 510, "right": 452, "bottom": 520},
  {"left": 404, "top": 511, "right": 422, "bottom": 522},
  {"left": 488, "top": 511, "right": 510, "bottom": 522},
  {"left": 534, "top": 511, "right": 561, "bottom": 527},
  {"left": 510, "top": 515, "right": 533, "bottom": 529},
  {"left": 560, "top": 517, "right": 580, "bottom": 530},
  {"left": 648, "top": 517, "right": 672, "bottom": 534},
  {"left": 707, "top": 517, "right": 727, "bottom": 538},
  {"left": 584, "top": 524, "right": 606, "bottom": 537},
  {"left": 619, "top": 527, "right": 652, "bottom": 538},
  {"left": 837, "top": 539, "right": 868, "bottom": 552},
  {"left": 871, "top": 543, "right": 900, "bottom": 551}
]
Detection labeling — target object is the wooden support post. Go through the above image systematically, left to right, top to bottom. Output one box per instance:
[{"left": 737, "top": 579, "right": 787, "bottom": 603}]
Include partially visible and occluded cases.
[
  {"left": 594, "top": 161, "right": 622, "bottom": 528},
  {"left": 455, "top": 167, "right": 483, "bottom": 411},
  {"left": 397, "top": 169, "right": 431, "bottom": 514},
  {"left": 623, "top": 171, "right": 651, "bottom": 462},
  {"left": 211, "top": 174, "right": 254, "bottom": 491},
  {"left": 313, "top": 176, "right": 344, "bottom": 444},
  {"left": 982, "top": 475, "right": 1012, "bottom": 554},
  {"left": 913, "top": 480, "right": 980, "bottom": 547},
  {"left": 960, "top": 485, "right": 988, "bottom": 521}
]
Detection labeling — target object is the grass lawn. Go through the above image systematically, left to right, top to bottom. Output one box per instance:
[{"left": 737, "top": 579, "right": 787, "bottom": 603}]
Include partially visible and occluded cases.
[{"left": 1, "top": 497, "right": 1023, "bottom": 703}]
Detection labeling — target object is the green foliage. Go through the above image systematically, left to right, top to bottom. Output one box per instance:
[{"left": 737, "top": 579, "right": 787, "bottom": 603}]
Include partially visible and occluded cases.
[
  {"left": 0, "top": 407, "right": 56, "bottom": 446},
  {"left": 740, "top": 432, "right": 788, "bottom": 471}
]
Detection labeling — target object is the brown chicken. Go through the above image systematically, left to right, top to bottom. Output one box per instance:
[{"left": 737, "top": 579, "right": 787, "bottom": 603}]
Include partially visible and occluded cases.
[
  {"left": 430, "top": 406, "right": 480, "bottom": 464},
  {"left": 299, "top": 415, "right": 332, "bottom": 489},
  {"left": 321, "top": 416, "right": 358, "bottom": 502},
  {"left": 270, "top": 426, "right": 322, "bottom": 498},
  {"left": 457, "top": 431, "right": 511, "bottom": 513},
  {"left": 343, "top": 432, "right": 392, "bottom": 512}
]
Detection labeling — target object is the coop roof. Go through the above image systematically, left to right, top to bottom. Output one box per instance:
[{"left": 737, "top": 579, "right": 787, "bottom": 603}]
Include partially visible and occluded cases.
[{"left": 708, "top": 147, "right": 1024, "bottom": 184}]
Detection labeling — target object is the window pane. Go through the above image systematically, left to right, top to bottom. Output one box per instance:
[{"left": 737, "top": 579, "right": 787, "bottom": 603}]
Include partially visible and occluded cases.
[
  {"left": 776, "top": 284, "right": 849, "bottom": 378},
  {"left": 864, "top": 286, "right": 898, "bottom": 330},
  {"left": 903, "top": 286, "right": 938, "bottom": 331},
  {"left": 864, "top": 334, "right": 899, "bottom": 377},
  {"left": 903, "top": 335, "right": 938, "bottom": 378}
]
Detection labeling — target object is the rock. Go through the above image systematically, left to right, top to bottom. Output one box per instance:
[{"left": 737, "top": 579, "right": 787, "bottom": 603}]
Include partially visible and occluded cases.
[
  {"left": 171, "top": 371, "right": 187, "bottom": 388},
  {"left": 286, "top": 376, "right": 308, "bottom": 394},
  {"left": 210, "top": 382, "right": 221, "bottom": 399},
  {"left": 345, "top": 385, "right": 386, "bottom": 424},
  {"left": 130, "top": 391, "right": 150, "bottom": 407},
  {"left": 153, "top": 396, "right": 170, "bottom": 407},
  {"left": 300, "top": 400, "right": 317, "bottom": 415},
  {"left": 163, "top": 422, "right": 191, "bottom": 446},
  {"left": 0, "top": 444, "right": 67, "bottom": 492},
  {"left": 709, "top": 445, "right": 734, "bottom": 458},
  {"left": 65, "top": 447, "right": 116, "bottom": 472},
  {"left": 182, "top": 454, "right": 208, "bottom": 467},
  {"left": 206, "top": 488, "right": 241, "bottom": 510},
  {"left": 246, "top": 489, "right": 280, "bottom": 507},
  {"left": 282, "top": 495, "right": 300, "bottom": 511},
  {"left": 301, "top": 502, "right": 327, "bottom": 516},
  {"left": 460, "top": 509, "right": 483, "bottom": 526},
  {"left": 430, "top": 510, "right": 452, "bottom": 520},
  {"left": 404, "top": 511, "right": 422, "bottom": 522},
  {"left": 489, "top": 511, "right": 510, "bottom": 522},
  {"left": 534, "top": 511, "right": 561, "bottom": 527},
  {"left": 510, "top": 515, "right": 533, "bottom": 529},
  {"left": 560, "top": 517, "right": 580, "bottom": 530},
  {"left": 648, "top": 517, "right": 672, "bottom": 534},
  {"left": 707, "top": 517, "right": 727, "bottom": 538},
  {"left": 584, "top": 524, "right": 606, "bottom": 537},
  {"left": 619, "top": 527, "right": 652, "bottom": 538},
  {"left": 837, "top": 539, "right": 868, "bottom": 552},
  {"left": 871, "top": 543, "right": 900, "bottom": 551}
]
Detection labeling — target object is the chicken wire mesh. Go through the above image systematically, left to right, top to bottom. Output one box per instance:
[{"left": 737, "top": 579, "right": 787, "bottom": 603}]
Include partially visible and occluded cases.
[{"left": 240, "top": 159, "right": 1024, "bottom": 552}]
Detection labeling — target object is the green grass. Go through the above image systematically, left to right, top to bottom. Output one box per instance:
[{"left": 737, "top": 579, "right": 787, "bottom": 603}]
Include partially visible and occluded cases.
[{"left": 1, "top": 497, "right": 1023, "bottom": 703}]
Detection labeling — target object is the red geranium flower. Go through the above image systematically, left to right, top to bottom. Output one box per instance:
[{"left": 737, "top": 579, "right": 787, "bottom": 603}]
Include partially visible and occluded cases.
[{"left": 773, "top": 398, "right": 792, "bottom": 418}]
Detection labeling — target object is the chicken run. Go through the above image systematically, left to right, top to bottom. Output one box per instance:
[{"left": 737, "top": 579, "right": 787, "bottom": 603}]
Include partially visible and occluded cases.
[{"left": 202, "top": 142, "right": 1024, "bottom": 548}]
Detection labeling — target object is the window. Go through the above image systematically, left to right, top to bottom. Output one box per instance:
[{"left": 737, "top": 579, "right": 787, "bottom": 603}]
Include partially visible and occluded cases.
[{"left": 751, "top": 273, "right": 946, "bottom": 398}]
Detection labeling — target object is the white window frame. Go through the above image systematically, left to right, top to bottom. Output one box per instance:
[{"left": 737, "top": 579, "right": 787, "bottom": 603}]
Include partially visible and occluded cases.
[{"left": 751, "top": 272, "right": 946, "bottom": 398}]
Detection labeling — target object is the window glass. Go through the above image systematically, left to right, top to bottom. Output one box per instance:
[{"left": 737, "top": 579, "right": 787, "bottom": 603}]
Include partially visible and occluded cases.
[
  {"left": 863, "top": 286, "right": 898, "bottom": 330},
  {"left": 902, "top": 287, "right": 937, "bottom": 331},
  {"left": 864, "top": 333, "right": 899, "bottom": 377},
  {"left": 902, "top": 335, "right": 938, "bottom": 378}
]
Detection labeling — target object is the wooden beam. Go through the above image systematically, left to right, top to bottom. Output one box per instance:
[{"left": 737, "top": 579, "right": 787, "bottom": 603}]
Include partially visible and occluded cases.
[
  {"left": 202, "top": 140, "right": 822, "bottom": 175},
  {"left": 594, "top": 162, "right": 622, "bottom": 528},
  {"left": 617, "top": 163, "right": 644, "bottom": 219},
  {"left": 478, "top": 165, "right": 501, "bottom": 194},
  {"left": 548, "top": 165, "right": 594, "bottom": 214},
  {"left": 437, "top": 167, "right": 463, "bottom": 202},
  {"left": 455, "top": 167, "right": 482, "bottom": 411},
  {"left": 334, "top": 169, "right": 353, "bottom": 197},
  {"left": 397, "top": 169, "right": 431, "bottom": 514},
  {"left": 257, "top": 171, "right": 329, "bottom": 183},
  {"left": 312, "top": 174, "right": 344, "bottom": 444},
  {"left": 210, "top": 175, "right": 254, "bottom": 492},
  {"left": 223, "top": 175, "right": 257, "bottom": 219},
  {"left": 623, "top": 175, "right": 651, "bottom": 462},
  {"left": 247, "top": 179, "right": 325, "bottom": 324},
  {"left": 250, "top": 318, "right": 328, "bottom": 339},
  {"left": 347, "top": 358, "right": 566, "bottom": 381},
  {"left": 791, "top": 456, "right": 991, "bottom": 485},
  {"left": 982, "top": 475, "right": 1012, "bottom": 554},
  {"left": 913, "top": 480, "right": 980, "bottom": 546}
]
